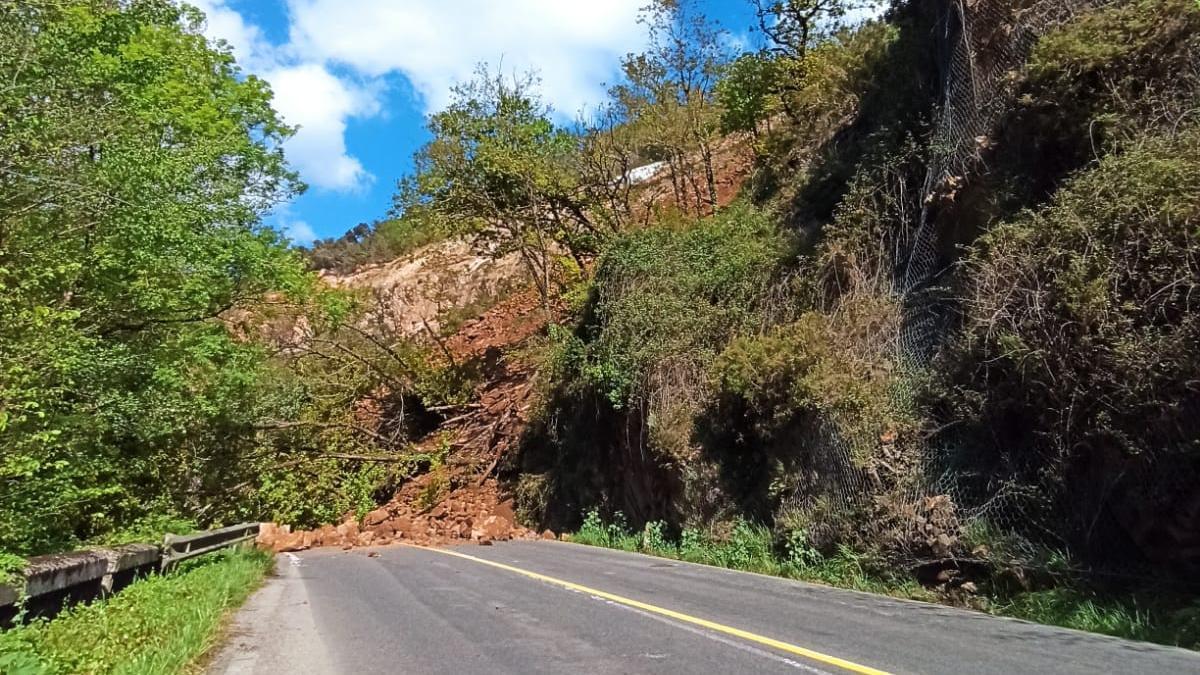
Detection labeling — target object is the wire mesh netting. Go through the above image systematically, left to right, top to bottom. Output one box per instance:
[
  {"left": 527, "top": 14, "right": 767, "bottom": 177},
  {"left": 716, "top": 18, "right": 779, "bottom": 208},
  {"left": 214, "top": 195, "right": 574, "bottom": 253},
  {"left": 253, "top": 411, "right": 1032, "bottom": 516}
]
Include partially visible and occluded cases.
[
  {"left": 780, "top": 0, "right": 1126, "bottom": 571},
  {"left": 898, "top": 0, "right": 1112, "bottom": 563}
]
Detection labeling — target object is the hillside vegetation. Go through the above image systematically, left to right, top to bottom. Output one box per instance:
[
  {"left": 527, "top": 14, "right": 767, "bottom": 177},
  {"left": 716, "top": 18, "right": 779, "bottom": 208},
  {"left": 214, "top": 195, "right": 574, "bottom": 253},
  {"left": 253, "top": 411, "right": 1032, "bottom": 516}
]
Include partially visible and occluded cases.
[
  {"left": 3, "top": 0, "right": 1200, "bottom": 649},
  {"left": 510, "top": 0, "right": 1200, "bottom": 635}
]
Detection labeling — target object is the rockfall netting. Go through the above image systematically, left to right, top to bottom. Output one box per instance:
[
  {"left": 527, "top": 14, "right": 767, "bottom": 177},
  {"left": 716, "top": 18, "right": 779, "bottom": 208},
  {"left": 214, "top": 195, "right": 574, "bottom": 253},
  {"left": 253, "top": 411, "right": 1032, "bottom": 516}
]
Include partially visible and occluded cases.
[{"left": 782, "top": 0, "right": 1133, "bottom": 573}]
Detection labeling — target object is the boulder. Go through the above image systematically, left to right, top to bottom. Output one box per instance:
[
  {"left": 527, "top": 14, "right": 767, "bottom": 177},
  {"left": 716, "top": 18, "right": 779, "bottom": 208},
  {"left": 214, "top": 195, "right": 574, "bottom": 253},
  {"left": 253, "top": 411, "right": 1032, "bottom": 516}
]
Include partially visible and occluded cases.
[
  {"left": 494, "top": 499, "right": 517, "bottom": 525},
  {"left": 363, "top": 507, "right": 391, "bottom": 527},
  {"left": 480, "top": 515, "right": 510, "bottom": 541},
  {"left": 391, "top": 516, "right": 413, "bottom": 538},
  {"left": 336, "top": 520, "right": 360, "bottom": 542},
  {"left": 368, "top": 520, "right": 397, "bottom": 537},
  {"left": 256, "top": 522, "right": 282, "bottom": 549},
  {"left": 314, "top": 525, "right": 338, "bottom": 546},
  {"left": 276, "top": 531, "right": 309, "bottom": 553}
]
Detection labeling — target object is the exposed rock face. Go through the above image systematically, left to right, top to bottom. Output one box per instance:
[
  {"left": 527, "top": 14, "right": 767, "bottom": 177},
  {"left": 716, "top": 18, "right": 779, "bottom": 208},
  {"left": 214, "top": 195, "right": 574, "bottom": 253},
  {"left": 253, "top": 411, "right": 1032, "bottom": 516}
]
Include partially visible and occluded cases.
[{"left": 321, "top": 238, "right": 527, "bottom": 338}]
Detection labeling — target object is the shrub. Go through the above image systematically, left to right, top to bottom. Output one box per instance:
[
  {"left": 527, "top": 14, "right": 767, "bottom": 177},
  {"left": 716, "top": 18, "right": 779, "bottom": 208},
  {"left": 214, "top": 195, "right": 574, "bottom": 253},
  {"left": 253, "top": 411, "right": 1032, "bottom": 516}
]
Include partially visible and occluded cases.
[
  {"left": 1025, "top": 0, "right": 1200, "bottom": 147},
  {"left": 952, "top": 124, "right": 1200, "bottom": 564},
  {"left": 962, "top": 126, "right": 1200, "bottom": 459},
  {"left": 575, "top": 201, "right": 790, "bottom": 408},
  {"left": 713, "top": 293, "right": 910, "bottom": 460},
  {"left": 513, "top": 472, "right": 554, "bottom": 526},
  {"left": 574, "top": 509, "right": 640, "bottom": 551},
  {"left": 641, "top": 520, "right": 672, "bottom": 556}
]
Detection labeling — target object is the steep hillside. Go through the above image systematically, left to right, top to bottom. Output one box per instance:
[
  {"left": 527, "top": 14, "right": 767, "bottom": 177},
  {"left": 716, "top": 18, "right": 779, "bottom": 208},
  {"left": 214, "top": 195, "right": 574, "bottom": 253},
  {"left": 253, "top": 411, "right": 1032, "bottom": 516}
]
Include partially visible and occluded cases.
[{"left": 507, "top": 0, "right": 1200, "bottom": 628}]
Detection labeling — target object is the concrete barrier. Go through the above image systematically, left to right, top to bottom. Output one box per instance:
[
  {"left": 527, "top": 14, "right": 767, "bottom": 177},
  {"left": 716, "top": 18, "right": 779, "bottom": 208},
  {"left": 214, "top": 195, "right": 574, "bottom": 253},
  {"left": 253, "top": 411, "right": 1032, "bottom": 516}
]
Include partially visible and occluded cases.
[
  {"left": 1, "top": 524, "right": 258, "bottom": 627},
  {"left": 96, "top": 544, "right": 160, "bottom": 593},
  {"left": 10, "top": 550, "right": 112, "bottom": 623},
  {"left": 0, "top": 583, "right": 18, "bottom": 626}
]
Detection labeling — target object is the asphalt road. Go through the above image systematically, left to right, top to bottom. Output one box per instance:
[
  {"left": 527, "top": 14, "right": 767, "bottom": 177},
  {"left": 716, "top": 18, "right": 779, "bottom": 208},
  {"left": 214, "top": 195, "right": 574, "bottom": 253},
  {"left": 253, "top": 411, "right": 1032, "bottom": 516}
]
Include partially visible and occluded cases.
[{"left": 208, "top": 541, "right": 1200, "bottom": 674}]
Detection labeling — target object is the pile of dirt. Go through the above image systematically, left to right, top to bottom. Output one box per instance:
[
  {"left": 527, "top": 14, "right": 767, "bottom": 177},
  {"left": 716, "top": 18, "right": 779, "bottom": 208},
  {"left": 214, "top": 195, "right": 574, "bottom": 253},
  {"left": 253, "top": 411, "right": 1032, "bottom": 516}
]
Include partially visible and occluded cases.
[
  {"left": 443, "top": 287, "right": 548, "bottom": 362},
  {"left": 433, "top": 288, "right": 547, "bottom": 474},
  {"left": 258, "top": 477, "right": 557, "bottom": 551}
]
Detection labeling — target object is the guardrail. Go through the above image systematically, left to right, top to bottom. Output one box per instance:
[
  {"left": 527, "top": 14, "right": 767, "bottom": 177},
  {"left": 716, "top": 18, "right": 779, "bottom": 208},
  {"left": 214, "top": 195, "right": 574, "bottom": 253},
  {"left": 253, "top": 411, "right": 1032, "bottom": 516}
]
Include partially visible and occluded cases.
[
  {"left": 1, "top": 522, "right": 260, "bottom": 627},
  {"left": 161, "top": 523, "right": 260, "bottom": 571}
]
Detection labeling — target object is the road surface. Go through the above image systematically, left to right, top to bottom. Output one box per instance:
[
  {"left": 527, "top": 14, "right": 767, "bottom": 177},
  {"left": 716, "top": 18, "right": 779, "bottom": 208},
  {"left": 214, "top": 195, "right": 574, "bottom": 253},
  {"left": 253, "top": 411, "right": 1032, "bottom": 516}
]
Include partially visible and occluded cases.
[{"left": 208, "top": 541, "right": 1199, "bottom": 674}]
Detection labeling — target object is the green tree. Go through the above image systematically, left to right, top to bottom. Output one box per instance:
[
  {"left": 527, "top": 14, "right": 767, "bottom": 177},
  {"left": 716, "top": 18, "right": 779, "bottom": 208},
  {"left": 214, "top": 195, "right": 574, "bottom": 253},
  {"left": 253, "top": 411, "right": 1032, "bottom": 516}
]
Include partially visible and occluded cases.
[
  {"left": 0, "top": 0, "right": 308, "bottom": 554},
  {"left": 610, "top": 0, "right": 731, "bottom": 215},
  {"left": 750, "top": 0, "right": 869, "bottom": 122},
  {"left": 753, "top": 0, "right": 866, "bottom": 59},
  {"left": 717, "top": 52, "right": 781, "bottom": 134},
  {"left": 396, "top": 67, "right": 599, "bottom": 301}
]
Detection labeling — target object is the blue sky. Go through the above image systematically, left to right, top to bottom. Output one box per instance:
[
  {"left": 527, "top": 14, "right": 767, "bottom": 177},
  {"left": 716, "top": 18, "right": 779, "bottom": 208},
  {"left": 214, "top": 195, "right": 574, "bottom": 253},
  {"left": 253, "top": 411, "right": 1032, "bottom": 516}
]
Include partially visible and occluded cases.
[{"left": 191, "top": 0, "right": 762, "bottom": 245}]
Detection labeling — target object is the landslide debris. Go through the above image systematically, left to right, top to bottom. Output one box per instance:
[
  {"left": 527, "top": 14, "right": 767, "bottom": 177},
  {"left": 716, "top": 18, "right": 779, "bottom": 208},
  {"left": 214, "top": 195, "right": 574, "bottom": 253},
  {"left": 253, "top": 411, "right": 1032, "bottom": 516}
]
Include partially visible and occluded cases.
[
  {"left": 258, "top": 288, "right": 557, "bottom": 551},
  {"left": 258, "top": 478, "right": 552, "bottom": 550}
]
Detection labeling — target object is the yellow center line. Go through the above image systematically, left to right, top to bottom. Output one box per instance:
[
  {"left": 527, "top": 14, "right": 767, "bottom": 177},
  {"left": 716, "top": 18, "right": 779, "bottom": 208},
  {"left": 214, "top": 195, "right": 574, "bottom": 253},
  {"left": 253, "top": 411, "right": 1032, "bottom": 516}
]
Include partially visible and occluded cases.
[{"left": 417, "top": 545, "right": 891, "bottom": 675}]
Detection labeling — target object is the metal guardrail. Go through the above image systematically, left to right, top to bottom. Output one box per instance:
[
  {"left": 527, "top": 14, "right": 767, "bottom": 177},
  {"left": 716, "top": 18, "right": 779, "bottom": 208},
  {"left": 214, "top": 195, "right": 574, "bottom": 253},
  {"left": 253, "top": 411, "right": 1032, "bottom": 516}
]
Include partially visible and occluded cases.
[
  {"left": 1, "top": 522, "right": 261, "bottom": 626},
  {"left": 161, "top": 522, "right": 260, "bottom": 571}
]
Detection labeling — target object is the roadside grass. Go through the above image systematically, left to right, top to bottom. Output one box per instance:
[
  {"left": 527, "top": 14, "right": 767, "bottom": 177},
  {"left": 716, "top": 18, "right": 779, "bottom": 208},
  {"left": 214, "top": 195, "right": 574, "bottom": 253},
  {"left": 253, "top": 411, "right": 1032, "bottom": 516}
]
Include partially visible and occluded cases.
[
  {"left": 570, "top": 509, "right": 1200, "bottom": 651},
  {"left": 572, "top": 510, "right": 931, "bottom": 600},
  {"left": 0, "top": 547, "right": 272, "bottom": 675},
  {"left": 989, "top": 587, "right": 1200, "bottom": 650}
]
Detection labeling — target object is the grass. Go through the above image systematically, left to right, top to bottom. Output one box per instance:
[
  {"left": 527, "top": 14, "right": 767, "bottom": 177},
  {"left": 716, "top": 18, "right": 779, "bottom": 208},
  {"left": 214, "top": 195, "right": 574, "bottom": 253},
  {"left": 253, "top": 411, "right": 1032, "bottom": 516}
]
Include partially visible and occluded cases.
[
  {"left": 570, "top": 509, "right": 1200, "bottom": 651},
  {"left": 572, "top": 509, "right": 930, "bottom": 600},
  {"left": 0, "top": 547, "right": 273, "bottom": 675},
  {"left": 990, "top": 587, "right": 1200, "bottom": 650}
]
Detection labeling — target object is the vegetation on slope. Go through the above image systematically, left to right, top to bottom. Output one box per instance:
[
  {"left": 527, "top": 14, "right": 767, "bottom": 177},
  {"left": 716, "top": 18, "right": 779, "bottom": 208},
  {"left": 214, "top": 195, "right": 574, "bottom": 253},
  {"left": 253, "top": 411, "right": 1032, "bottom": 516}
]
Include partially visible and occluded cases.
[{"left": 512, "top": 0, "right": 1200, "bottom": 636}]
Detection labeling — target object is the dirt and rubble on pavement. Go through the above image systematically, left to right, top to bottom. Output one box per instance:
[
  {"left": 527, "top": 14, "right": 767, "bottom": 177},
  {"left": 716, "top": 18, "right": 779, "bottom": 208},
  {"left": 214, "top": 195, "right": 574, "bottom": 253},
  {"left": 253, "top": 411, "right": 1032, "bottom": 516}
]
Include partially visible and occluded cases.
[{"left": 257, "top": 476, "right": 557, "bottom": 552}]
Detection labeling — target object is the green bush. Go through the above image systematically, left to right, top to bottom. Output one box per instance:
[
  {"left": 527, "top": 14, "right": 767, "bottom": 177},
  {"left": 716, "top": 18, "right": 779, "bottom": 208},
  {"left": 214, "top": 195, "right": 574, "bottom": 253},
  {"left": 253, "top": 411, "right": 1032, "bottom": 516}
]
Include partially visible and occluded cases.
[
  {"left": 1025, "top": 0, "right": 1200, "bottom": 148},
  {"left": 1029, "top": 0, "right": 1199, "bottom": 82},
  {"left": 717, "top": 52, "right": 780, "bottom": 134},
  {"left": 951, "top": 124, "right": 1200, "bottom": 565},
  {"left": 961, "top": 125, "right": 1200, "bottom": 458},
  {"left": 564, "top": 200, "right": 789, "bottom": 408},
  {"left": 713, "top": 294, "right": 911, "bottom": 456},
  {"left": 573, "top": 509, "right": 640, "bottom": 552}
]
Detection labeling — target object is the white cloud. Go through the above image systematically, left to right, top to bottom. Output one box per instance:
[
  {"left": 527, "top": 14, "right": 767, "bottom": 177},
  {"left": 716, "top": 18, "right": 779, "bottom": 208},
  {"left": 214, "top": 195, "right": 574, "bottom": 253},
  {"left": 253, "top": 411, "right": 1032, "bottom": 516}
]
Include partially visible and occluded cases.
[
  {"left": 188, "top": 0, "right": 274, "bottom": 70},
  {"left": 189, "top": 0, "right": 381, "bottom": 193},
  {"left": 284, "top": 0, "right": 647, "bottom": 115},
  {"left": 191, "top": 1, "right": 651, "bottom": 195},
  {"left": 265, "top": 63, "right": 378, "bottom": 192},
  {"left": 271, "top": 204, "right": 319, "bottom": 246},
  {"left": 284, "top": 219, "right": 317, "bottom": 246}
]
